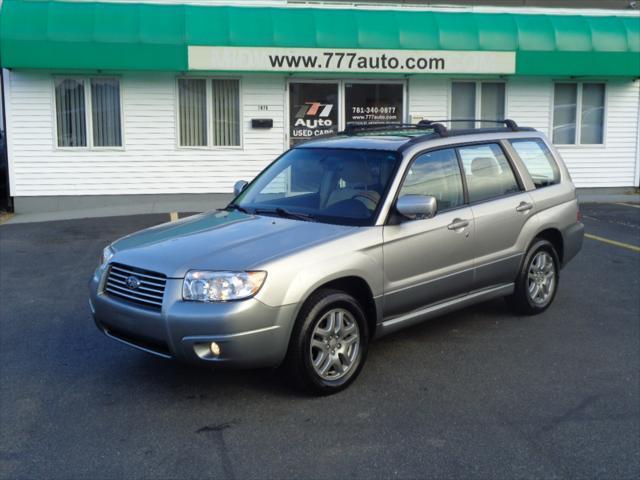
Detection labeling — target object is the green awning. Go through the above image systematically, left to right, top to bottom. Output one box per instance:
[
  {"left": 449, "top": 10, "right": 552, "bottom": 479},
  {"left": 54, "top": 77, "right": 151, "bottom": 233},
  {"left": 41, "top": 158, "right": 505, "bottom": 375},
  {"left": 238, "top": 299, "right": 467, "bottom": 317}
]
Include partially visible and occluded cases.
[{"left": 1, "top": 0, "right": 639, "bottom": 76}]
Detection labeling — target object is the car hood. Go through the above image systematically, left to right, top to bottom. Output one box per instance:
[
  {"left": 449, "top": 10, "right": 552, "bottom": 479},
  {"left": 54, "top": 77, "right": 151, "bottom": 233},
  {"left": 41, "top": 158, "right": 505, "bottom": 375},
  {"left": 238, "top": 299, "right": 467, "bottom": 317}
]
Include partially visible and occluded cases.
[{"left": 110, "top": 210, "right": 357, "bottom": 278}]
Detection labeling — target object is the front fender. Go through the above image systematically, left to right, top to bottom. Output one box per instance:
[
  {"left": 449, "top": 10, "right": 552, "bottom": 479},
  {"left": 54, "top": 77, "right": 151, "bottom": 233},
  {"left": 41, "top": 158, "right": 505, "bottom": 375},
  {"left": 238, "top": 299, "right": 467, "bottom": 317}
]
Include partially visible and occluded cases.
[{"left": 254, "top": 227, "right": 384, "bottom": 308}]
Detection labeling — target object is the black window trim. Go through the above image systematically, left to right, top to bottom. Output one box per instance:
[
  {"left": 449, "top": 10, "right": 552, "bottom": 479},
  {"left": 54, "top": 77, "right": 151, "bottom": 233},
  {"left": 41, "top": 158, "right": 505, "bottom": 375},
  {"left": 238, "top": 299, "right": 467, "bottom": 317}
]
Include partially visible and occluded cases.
[
  {"left": 385, "top": 138, "right": 528, "bottom": 225},
  {"left": 385, "top": 145, "right": 468, "bottom": 225},
  {"left": 405, "top": 147, "right": 467, "bottom": 214}
]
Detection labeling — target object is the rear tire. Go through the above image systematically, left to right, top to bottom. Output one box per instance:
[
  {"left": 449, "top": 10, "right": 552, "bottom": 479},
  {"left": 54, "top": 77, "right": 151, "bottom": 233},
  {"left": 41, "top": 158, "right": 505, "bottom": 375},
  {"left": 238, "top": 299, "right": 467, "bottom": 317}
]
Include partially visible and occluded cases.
[
  {"left": 507, "top": 239, "right": 560, "bottom": 315},
  {"left": 285, "top": 289, "right": 369, "bottom": 396}
]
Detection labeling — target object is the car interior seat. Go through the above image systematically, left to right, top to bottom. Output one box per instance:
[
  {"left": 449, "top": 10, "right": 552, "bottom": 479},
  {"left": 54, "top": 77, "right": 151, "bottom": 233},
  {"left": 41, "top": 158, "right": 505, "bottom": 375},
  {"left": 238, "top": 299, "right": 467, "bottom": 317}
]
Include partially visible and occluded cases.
[{"left": 325, "top": 159, "right": 381, "bottom": 210}]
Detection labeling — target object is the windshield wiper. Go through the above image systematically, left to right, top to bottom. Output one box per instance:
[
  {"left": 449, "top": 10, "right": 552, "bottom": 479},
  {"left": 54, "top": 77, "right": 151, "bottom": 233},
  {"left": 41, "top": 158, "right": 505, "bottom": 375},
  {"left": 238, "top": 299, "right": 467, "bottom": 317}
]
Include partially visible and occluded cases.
[
  {"left": 221, "top": 203, "right": 250, "bottom": 214},
  {"left": 255, "top": 207, "right": 316, "bottom": 222}
]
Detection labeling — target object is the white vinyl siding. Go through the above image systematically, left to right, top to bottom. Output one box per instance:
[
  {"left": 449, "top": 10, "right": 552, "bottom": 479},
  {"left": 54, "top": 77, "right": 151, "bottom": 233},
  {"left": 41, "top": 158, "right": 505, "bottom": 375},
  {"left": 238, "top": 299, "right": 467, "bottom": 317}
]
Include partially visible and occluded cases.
[
  {"left": 4, "top": 71, "right": 285, "bottom": 196},
  {"left": 3, "top": 72, "right": 638, "bottom": 196},
  {"left": 407, "top": 76, "right": 638, "bottom": 188},
  {"left": 407, "top": 77, "right": 449, "bottom": 122},
  {"left": 504, "top": 79, "right": 553, "bottom": 132},
  {"left": 507, "top": 79, "right": 639, "bottom": 188},
  {"left": 553, "top": 81, "right": 639, "bottom": 187}
]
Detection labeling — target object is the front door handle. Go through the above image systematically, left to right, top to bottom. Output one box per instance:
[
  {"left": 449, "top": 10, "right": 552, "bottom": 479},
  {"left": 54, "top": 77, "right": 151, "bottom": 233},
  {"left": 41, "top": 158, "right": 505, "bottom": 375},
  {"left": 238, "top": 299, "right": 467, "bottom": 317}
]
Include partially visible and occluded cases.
[
  {"left": 516, "top": 201, "right": 533, "bottom": 213},
  {"left": 447, "top": 218, "right": 470, "bottom": 230}
]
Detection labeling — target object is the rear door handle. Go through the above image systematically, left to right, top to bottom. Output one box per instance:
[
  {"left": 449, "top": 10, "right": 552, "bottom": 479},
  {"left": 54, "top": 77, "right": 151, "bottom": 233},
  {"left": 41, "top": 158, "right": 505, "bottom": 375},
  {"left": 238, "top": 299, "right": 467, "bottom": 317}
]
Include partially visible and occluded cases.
[
  {"left": 516, "top": 202, "right": 533, "bottom": 213},
  {"left": 447, "top": 218, "right": 470, "bottom": 230}
]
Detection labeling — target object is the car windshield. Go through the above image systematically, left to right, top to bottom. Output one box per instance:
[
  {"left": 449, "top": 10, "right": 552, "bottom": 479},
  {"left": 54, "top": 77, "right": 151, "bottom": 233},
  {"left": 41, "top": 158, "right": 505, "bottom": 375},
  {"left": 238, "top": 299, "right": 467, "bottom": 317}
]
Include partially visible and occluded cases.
[{"left": 233, "top": 148, "right": 401, "bottom": 226}]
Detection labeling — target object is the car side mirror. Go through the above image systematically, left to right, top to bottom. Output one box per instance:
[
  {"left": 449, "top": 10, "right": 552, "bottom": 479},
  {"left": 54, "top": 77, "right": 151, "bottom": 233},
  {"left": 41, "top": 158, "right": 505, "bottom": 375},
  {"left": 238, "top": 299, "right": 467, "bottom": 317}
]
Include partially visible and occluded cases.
[
  {"left": 233, "top": 180, "right": 249, "bottom": 197},
  {"left": 395, "top": 194, "right": 437, "bottom": 220}
]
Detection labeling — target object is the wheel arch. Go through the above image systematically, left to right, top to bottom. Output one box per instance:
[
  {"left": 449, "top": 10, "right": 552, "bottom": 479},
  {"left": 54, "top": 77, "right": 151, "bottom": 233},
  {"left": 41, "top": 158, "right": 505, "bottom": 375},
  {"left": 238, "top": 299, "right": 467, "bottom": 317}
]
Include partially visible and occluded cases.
[
  {"left": 533, "top": 227, "right": 564, "bottom": 265},
  {"left": 296, "top": 276, "right": 379, "bottom": 339}
]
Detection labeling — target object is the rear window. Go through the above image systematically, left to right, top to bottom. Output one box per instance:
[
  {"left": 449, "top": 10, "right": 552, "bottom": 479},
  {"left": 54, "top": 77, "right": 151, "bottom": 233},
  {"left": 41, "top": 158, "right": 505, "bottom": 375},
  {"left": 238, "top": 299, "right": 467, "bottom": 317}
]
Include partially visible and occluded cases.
[{"left": 510, "top": 139, "right": 561, "bottom": 188}]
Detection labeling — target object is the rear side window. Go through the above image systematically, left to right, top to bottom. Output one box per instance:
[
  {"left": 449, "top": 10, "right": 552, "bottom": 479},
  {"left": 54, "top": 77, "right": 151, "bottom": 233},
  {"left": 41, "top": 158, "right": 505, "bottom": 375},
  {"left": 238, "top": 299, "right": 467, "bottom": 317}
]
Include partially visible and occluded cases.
[
  {"left": 510, "top": 139, "right": 561, "bottom": 188},
  {"left": 457, "top": 143, "right": 520, "bottom": 203},
  {"left": 399, "top": 148, "right": 465, "bottom": 211}
]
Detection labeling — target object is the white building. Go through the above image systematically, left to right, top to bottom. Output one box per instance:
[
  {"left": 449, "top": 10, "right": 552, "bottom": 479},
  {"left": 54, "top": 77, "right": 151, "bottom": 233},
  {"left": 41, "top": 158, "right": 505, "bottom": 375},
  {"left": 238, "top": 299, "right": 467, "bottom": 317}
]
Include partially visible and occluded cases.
[{"left": 1, "top": 0, "right": 639, "bottom": 213}]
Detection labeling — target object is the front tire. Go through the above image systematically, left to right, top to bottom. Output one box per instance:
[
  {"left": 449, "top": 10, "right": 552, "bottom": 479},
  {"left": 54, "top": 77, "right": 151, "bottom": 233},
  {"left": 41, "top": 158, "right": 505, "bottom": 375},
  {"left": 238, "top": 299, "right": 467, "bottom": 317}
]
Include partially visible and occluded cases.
[
  {"left": 508, "top": 239, "right": 560, "bottom": 315},
  {"left": 285, "top": 289, "right": 369, "bottom": 395}
]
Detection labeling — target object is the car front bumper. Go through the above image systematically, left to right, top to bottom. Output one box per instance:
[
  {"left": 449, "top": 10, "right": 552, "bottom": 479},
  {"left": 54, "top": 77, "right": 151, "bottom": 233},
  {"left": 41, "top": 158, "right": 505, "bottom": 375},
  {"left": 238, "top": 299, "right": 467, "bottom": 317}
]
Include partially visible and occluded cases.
[{"left": 89, "top": 267, "right": 296, "bottom": 368}]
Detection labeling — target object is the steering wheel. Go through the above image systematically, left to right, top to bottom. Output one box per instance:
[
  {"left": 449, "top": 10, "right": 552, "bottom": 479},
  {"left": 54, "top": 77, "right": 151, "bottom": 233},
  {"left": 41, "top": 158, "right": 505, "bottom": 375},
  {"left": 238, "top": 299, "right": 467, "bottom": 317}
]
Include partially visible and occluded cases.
[{"left": 351, "top": 191, "right": 381, "bottom": 210}]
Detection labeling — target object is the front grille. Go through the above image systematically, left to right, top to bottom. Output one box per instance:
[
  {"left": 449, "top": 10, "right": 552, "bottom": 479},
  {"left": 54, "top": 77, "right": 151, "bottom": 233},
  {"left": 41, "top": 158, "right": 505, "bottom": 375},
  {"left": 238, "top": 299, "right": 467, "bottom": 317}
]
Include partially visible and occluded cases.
[{"left": 105, "top": 263, "right": 167, "bottom": 310}]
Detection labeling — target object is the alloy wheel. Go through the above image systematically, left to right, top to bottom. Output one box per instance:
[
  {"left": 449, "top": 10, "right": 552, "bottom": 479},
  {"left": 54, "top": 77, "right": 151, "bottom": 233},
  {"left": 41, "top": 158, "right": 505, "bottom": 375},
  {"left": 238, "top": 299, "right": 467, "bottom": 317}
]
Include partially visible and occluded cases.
[
  {"left": 527, "top": 251, "right": 556, "bottom": 306},
  {"left": 309, "top": 308, "right": 360, "bottom": 380}
]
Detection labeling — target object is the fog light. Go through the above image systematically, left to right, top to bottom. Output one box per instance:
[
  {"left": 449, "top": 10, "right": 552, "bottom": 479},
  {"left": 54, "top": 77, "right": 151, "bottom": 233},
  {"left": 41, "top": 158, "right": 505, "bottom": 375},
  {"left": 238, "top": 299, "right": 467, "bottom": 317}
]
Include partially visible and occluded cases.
[{"left": 210, "top": 342, "right": 221, "bottom": 357}]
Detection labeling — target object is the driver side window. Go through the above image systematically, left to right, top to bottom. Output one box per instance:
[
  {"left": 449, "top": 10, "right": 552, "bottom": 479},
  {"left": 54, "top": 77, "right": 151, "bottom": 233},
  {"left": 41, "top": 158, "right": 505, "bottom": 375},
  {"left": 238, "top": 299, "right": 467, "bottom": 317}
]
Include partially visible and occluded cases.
[{"left": 399, "top": 148, "right": 464, "bottom": 211}]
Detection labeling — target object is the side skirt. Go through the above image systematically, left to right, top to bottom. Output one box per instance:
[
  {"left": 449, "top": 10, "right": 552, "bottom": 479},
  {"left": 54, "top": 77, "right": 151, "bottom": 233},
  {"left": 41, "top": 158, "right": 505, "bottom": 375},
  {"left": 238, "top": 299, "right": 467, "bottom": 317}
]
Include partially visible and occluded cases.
[{"left": 375, "top": 283, "right": 514, "bottom": 337}]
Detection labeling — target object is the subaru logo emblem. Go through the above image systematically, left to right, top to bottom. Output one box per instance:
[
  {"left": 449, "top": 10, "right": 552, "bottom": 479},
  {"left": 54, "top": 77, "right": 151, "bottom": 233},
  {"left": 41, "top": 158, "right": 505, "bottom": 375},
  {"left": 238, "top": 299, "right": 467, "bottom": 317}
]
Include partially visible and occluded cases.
[{"left": 125, "top": 276, "right": 141, "bottom": 290}]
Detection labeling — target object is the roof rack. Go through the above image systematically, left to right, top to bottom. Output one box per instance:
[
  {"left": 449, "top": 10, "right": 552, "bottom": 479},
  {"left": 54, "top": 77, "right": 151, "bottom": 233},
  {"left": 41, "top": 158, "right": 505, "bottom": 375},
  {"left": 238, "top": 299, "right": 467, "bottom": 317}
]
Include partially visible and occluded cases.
[
  {"left": 339, "top": 118, "right": 524, "bottom": 139},
  {"left": 417, "top": 118, "right": 521, "bottom": 132},
  {"left": 340, "top": 122, "right": 433, "bottom": 136}
]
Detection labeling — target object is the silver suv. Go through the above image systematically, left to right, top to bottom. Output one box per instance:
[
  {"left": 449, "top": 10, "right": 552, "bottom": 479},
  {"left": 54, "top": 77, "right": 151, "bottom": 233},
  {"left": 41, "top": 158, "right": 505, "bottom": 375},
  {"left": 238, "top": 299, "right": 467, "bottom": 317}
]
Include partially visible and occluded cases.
[{"left": 89, "top": 120, "right": 584, "bottom": 395}]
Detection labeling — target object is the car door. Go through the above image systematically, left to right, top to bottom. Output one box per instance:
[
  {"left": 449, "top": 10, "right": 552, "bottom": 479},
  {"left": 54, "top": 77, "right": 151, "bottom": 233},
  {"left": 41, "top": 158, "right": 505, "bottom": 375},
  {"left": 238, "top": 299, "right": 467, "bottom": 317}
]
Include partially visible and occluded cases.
[
  {"left": 456, "top": 142, "right": 534, "bottom": 291},
  {"left": 382, "top": 148, "right": 475, "bottom": 318}
]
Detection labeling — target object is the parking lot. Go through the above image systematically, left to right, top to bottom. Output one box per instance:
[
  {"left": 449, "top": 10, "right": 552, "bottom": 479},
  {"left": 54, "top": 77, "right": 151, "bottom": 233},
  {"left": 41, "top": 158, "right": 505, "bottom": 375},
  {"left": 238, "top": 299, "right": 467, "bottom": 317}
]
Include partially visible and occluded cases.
[{"left": 0, "top": 202, "right": 638, "bottom": 479}]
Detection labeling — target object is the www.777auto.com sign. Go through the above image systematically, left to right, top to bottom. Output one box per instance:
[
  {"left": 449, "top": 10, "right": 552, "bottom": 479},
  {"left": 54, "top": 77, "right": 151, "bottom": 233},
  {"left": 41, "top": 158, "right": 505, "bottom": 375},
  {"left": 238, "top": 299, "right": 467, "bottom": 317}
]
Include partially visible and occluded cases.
[{"left": 189, "top": 46, "right": 516, "bottom": 74}]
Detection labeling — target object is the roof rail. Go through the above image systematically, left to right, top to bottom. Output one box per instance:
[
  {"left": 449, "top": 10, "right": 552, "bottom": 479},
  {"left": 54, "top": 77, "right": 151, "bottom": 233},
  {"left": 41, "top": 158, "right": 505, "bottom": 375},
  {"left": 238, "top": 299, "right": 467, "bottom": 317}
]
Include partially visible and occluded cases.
[
  {"left": 340, "top": 118, "right": 523, "bottom": 139},
  {"left": 418, "top": 118, "right": 521, "bottom": 132},
  {"left": 396, "top": 119, "right": 534, "bottom": 152},
  {"left": 415, "top": 120, "right": 449, "bottom": 137},
  {"left": 340, "top": 122, "right": 432, "bottom": 136}
]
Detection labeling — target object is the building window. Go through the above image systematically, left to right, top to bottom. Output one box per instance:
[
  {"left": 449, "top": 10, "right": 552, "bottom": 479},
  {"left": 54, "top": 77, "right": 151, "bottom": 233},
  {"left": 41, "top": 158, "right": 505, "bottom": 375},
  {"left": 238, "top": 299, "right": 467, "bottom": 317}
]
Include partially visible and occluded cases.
[
  {"left": 54, "top": 77, "right": 122, "bottom": 148},
  {"left": 178, "top": 78, "right": 241, "bottom": 147},
  {"left": 55, "top": 79, "right": 87, "bottom": 147},
  {"left": 91, "top": 79, "right": 122, "bottom": 147},
  {"left": 178, "top": 79, "right": 207, "bottom": 147},
  {"left": 212, "top": 79, "right": 241, "bottom": 146},
  {"left": 451, "top": 81, "right": 505, "bottom": 129},
  {"left": 288, "top": 82, "right": 339, "bottom": 148},
  {"left": 552, "top": 82, "right": 605, "bottom": 145},
  {"left": 345, "top": 83, "right": 404, "bottom": 127}
]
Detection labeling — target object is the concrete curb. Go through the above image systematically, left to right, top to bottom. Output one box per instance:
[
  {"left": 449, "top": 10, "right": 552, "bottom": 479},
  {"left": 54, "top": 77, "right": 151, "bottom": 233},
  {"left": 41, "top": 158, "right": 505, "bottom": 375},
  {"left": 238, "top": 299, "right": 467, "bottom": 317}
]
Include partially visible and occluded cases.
[{"left": 577, "top": 194, "right": 640, "bottom": 204}]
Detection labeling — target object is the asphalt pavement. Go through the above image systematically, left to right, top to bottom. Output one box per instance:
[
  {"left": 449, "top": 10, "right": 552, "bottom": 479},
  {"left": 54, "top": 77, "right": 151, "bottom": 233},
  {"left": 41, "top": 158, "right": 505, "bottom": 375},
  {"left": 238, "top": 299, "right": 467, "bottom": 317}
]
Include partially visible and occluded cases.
[{"left": 0, "top": 204, "right": 638, "bottom": 479}]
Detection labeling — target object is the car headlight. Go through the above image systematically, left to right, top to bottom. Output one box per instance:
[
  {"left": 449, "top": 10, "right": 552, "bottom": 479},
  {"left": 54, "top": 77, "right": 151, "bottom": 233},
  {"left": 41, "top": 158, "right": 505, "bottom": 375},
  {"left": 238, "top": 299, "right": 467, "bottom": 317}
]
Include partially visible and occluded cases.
[
  {"left": 100, "top": 245, "right": 114, "bottom": 266},
  {"left": 182, "top": 271, "right": 267, "bottom": 302}
]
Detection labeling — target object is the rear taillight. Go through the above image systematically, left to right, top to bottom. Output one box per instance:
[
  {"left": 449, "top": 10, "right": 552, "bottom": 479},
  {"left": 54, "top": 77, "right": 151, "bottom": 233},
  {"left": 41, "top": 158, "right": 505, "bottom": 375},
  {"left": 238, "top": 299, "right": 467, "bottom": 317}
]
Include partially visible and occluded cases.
[{"left": 577, "top": 210, "right": 582, "bottom": 222}]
